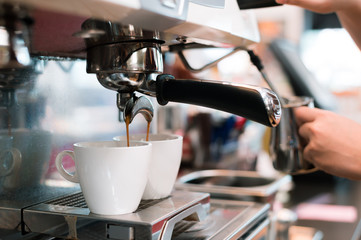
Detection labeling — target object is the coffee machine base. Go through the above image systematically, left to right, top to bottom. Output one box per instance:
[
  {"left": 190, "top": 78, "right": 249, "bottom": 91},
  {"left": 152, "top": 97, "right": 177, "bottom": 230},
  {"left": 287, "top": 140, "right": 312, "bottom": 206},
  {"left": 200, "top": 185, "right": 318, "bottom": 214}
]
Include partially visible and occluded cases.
[{"left": 21, "top": 190, "right": 270, "bottom": 240}]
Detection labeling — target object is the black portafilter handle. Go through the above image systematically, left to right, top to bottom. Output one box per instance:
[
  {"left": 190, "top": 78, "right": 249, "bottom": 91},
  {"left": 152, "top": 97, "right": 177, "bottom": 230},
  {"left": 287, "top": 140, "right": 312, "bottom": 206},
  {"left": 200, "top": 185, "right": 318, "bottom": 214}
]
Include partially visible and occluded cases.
[
  {"left": 236, "top": 0, "right": 282, "bottom": 9},
  {"left": 156, "top": 74, "right": 282, "bottom": 127}
]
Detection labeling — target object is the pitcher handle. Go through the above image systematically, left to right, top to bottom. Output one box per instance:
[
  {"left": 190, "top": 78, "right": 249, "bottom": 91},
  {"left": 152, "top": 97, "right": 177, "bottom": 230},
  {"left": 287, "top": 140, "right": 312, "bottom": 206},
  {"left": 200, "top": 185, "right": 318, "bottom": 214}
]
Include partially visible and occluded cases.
[{"left": 55, "top": 150, "right": 79, "bottom": 183}]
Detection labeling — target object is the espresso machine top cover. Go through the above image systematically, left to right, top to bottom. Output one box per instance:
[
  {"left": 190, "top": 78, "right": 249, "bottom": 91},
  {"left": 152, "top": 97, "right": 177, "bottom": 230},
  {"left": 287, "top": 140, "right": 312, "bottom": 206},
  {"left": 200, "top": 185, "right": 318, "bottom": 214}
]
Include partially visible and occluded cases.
[{"left": 3, "top": 0, "right": 260, "bottom": 57}]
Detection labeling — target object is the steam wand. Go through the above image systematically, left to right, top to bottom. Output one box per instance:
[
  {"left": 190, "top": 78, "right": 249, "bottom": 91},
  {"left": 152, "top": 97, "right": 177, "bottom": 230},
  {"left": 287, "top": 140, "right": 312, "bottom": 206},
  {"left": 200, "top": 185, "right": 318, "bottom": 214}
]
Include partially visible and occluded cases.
[{"left": 247, "top": 50, "right": 286, "bottom": 106}]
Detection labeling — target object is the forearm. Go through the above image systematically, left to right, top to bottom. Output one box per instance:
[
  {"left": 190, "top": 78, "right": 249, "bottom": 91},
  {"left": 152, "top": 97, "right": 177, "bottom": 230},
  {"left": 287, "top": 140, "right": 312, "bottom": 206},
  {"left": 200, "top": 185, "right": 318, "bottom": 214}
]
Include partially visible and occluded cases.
[{"left": 337, "top": 8, "right": 361, "bottom": 50}]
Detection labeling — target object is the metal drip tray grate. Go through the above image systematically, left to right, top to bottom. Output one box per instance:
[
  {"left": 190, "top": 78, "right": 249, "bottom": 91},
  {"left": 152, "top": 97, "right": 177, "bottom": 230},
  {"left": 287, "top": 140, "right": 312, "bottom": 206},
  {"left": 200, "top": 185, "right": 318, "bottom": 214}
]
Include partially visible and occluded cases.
[
  {"left": 45, "top": 192, "right": 166, "bottom": 211},
  {"left": 46, "top": 192, "right": 87, "bottom": 208},
  {"left": 136, "top": 198, "right": 167, "bottom": 212}
]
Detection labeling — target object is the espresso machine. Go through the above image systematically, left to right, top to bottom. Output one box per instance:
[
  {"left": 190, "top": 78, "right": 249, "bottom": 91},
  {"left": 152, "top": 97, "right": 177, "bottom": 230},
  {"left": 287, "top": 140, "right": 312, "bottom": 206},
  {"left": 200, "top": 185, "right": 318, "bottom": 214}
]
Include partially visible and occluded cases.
[{"left": 0, "top": 0, "right": 284, "bottom": 239}]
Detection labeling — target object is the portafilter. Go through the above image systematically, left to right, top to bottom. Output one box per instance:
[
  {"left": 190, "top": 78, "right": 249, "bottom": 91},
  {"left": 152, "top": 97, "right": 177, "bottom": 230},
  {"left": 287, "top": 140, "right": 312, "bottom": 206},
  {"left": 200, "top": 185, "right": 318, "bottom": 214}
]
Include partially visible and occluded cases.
[{"left": 79, "top": 19, "right": 282, "bottom": 127}]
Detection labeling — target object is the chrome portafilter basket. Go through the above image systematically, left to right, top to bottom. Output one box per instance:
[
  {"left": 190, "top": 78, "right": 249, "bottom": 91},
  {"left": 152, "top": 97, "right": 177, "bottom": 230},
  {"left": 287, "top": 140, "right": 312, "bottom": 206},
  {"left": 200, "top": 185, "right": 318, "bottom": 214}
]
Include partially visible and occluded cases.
[{"left": 80, "top": 19, "right": 162, "bottom": 123}]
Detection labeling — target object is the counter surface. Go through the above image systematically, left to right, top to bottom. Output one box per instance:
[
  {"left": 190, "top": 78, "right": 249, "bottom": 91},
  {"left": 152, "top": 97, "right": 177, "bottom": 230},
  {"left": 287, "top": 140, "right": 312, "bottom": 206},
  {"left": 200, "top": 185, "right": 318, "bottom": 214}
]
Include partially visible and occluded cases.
[{"left": 288, "top": 172, "right": 361, "bottom": 240}]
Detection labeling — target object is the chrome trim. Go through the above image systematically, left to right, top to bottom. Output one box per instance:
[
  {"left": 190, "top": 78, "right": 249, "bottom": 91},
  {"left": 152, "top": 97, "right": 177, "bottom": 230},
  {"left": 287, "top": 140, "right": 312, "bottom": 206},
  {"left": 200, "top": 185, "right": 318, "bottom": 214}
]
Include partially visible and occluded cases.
[
  {"left": 80, "top": 19, "right": 162, "bottom": 46},
  {"left": 86, "top": 42, "right": 163, "bottom": 74},
  {"left": 259, "top": 87, "right": 282, "bottom": 127},
  {"left": 124, "top": 95, "right": 154, "bottom": 123},
  {"left": 159, "top": 203, "right": 207, "bottom": 240},
  {"left": 243, "top": 218, "right": 270, "bottom": 240}
]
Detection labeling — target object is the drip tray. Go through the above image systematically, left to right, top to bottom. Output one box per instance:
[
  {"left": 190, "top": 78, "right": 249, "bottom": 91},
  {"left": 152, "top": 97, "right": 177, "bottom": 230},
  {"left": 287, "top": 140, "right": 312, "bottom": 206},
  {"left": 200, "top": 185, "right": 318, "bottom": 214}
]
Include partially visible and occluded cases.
[
  {"left": 175, "top": 170, "right": 291, "bottom": 202},
  {"left": 22, "top": 190, "right": 270, "bottom": 240},
  {"left": 23, "top": 190, "right": 210, "bottom": 240}
]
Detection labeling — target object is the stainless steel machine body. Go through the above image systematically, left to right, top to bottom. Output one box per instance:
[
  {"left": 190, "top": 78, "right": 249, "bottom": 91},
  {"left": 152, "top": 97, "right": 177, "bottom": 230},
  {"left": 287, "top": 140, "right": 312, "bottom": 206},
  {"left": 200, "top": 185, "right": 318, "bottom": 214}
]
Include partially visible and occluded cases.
[{"left": 0, "top": 0, "right": 283, "bottom": 239}]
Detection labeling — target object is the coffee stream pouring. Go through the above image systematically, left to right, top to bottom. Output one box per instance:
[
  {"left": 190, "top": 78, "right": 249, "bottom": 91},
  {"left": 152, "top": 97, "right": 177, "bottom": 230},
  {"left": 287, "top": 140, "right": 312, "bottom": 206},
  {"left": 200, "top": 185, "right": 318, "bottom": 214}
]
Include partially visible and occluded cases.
[{"left": 80, "top": 19, "right": 282, "bottom": 127}]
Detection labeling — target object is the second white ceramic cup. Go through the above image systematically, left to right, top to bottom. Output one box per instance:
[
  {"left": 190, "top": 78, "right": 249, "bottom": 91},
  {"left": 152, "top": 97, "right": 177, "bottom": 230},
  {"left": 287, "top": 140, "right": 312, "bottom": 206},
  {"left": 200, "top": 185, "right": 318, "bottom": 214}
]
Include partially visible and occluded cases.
[
  {"left": 114, "top": 134, "right": 183, "bottom": 200},
  {"left": 55, "top": 140, "right": 152, "bottom": 215}
]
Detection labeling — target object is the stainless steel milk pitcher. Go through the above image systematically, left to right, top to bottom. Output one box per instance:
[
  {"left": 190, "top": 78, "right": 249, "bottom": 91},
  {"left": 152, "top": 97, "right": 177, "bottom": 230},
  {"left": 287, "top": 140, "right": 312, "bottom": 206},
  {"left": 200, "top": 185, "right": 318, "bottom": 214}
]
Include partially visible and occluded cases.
[{"left": 269, "top": 96, "right": 317, "bottom": 174}]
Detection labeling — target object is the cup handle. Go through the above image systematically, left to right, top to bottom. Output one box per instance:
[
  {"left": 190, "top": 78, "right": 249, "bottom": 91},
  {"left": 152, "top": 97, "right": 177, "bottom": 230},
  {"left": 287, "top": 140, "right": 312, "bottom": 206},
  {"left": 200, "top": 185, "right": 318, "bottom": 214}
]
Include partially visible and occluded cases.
[
  {"left": 0, "top": 148, "right": 22, "bottom": 177},
  {"left": 2, "top": 148, "right": 22, "bottom": 190},
  {"left": 10, "top": 148, "right": 21, "bottom": 175},
  {"left": 55, "top": 150, "right": 79, "bottom": 183}
]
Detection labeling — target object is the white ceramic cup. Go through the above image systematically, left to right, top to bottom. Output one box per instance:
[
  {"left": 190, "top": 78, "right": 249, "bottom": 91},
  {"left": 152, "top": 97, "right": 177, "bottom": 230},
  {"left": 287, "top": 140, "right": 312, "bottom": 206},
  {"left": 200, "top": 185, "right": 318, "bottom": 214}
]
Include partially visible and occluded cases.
[
  {"left": 114, "top": 134, "right": 183, "bottom": 200},
  {"left": 55, "top": 140, "right": 152, "bottom": 215}
]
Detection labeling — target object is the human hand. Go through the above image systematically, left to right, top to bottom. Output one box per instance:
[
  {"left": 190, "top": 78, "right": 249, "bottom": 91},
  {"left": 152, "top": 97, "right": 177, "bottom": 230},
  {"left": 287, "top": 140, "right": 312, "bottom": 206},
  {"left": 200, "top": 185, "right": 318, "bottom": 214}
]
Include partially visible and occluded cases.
[
  {"left": 275, "top": 0, "right": 358, "bottom": 14},
  {"left": 294, "top": 106, "right": 361, "bottom": 180}
]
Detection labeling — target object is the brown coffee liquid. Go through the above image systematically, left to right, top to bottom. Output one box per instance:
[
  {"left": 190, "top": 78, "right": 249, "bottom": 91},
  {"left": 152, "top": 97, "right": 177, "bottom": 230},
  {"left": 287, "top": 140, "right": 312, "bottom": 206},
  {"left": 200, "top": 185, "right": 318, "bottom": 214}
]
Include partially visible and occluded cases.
[
  {"left": 125, "top": 115, "right": 130, "bottom": 147},
  {"left": 125, "top": 116, "right": 151, "bottom": 147},
  {"left": 146, "top": 121, "right": 150, "bottom": 142}
]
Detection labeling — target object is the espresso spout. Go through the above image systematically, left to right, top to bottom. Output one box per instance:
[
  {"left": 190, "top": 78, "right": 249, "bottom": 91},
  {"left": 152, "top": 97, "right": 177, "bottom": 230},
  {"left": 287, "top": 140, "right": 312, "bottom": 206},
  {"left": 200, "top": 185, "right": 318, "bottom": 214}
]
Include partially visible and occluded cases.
[
  {"left": 156, "top": 74, "right": 282, "bottom": 127},
  {"left": 123, "top": 94, "right": 154, "bottom": 124}
]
